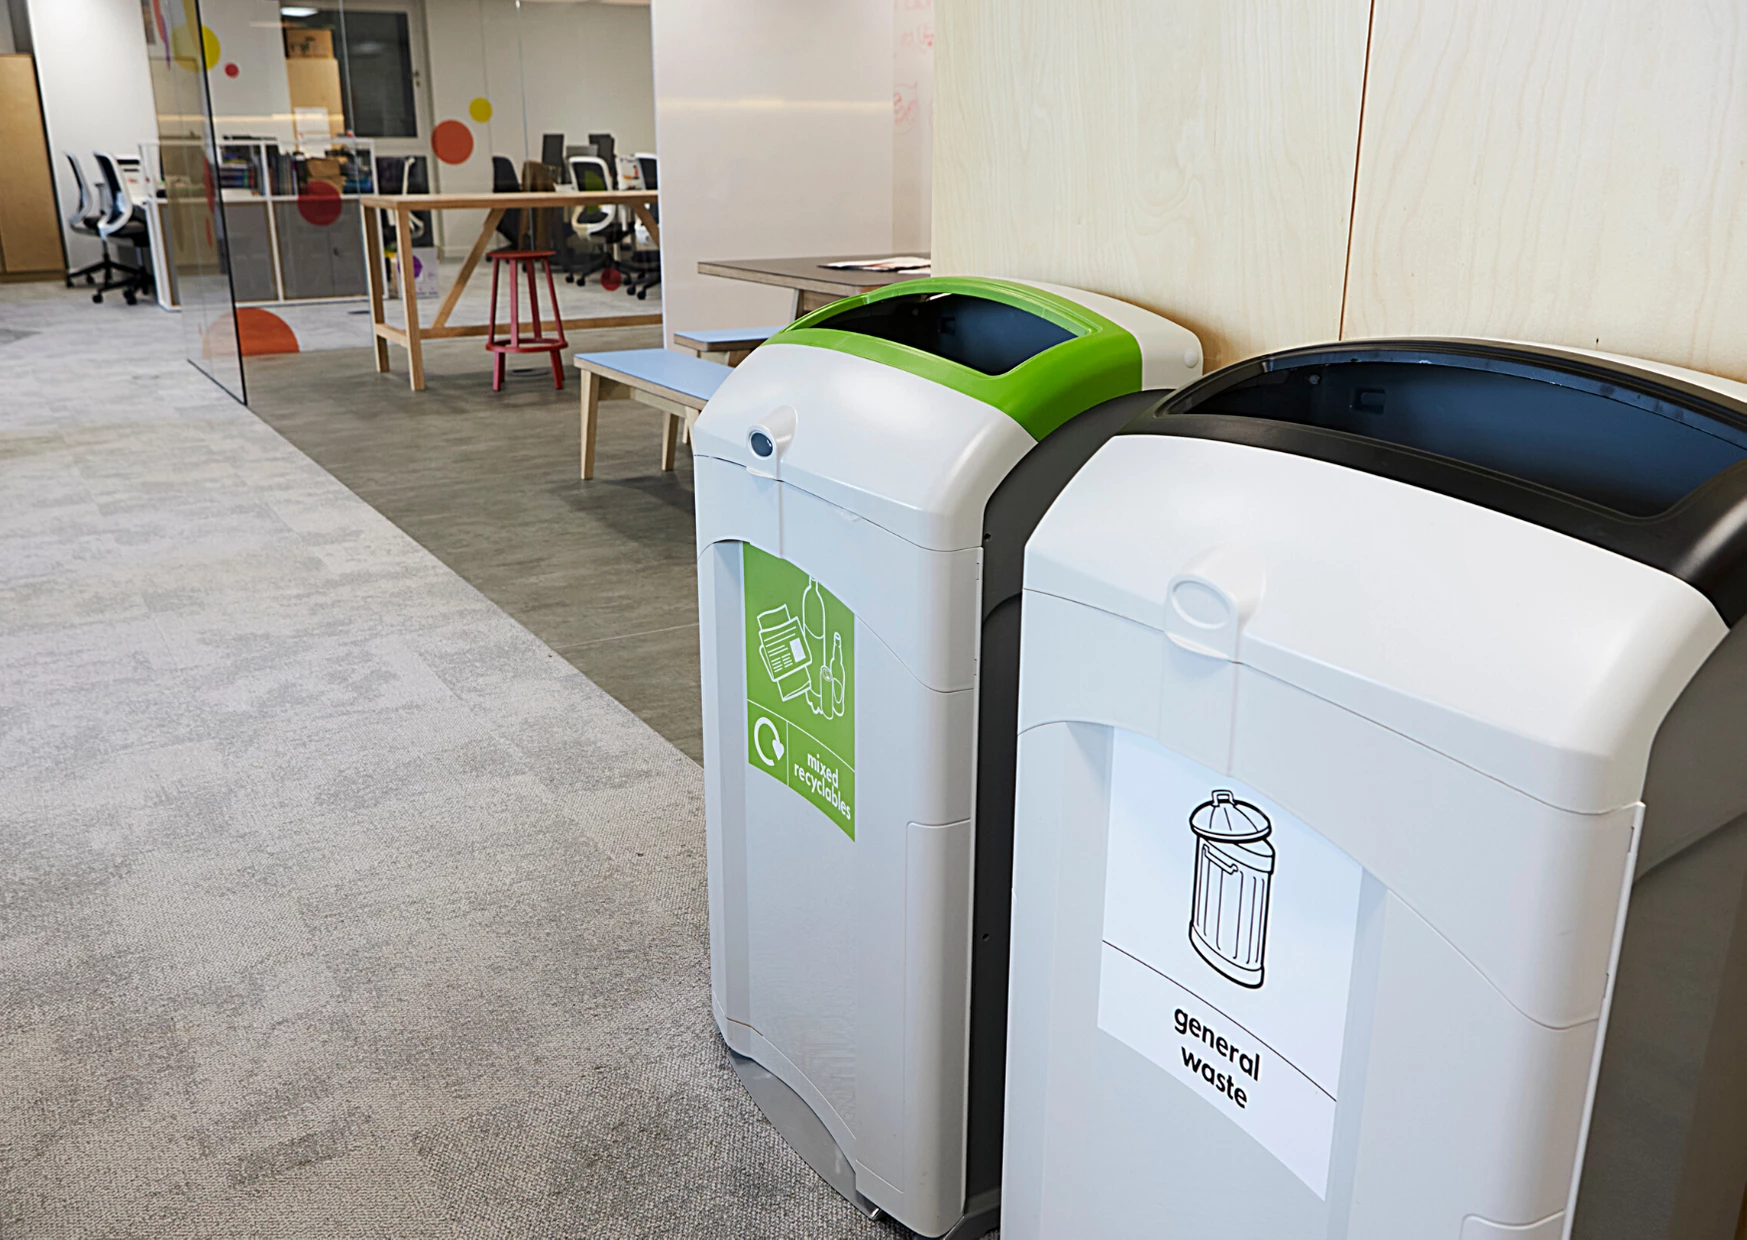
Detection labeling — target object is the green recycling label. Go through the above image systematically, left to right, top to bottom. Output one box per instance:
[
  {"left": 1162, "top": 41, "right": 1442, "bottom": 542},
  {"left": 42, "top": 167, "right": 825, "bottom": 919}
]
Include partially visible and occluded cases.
[{"left": 743, "top": 543, "right": 855, "bottom": 839}]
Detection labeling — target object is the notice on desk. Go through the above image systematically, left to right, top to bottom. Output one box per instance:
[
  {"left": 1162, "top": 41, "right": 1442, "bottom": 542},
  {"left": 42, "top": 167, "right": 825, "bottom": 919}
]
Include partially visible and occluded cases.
[
  {"left": 819, "top": 257, "right": 931, "bottom": 273},
  {"left": 1098, "top": 729, "right": 1366, "bottom": 1199}
]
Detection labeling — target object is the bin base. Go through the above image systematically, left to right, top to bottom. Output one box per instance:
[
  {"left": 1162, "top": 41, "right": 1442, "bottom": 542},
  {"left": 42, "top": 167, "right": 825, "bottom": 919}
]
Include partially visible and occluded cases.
[
  {"left": 727, "top": 1046, "right": 880, "bottom": 1220},
  {"left": 938, "top": 1190, "right": 999, "bottom": 1240}
]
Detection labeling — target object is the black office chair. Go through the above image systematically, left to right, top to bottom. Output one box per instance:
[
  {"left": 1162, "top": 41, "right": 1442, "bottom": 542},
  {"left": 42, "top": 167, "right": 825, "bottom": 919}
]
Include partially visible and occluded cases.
[
  {"left": 588, "top": 132, "right": 617, "bottom": 181},
  {"left": 90, "top": 152, "right": 152, "bottom": 305},
  {"left": 63, "top": 153, "right": 134, "bottom": 290},
  {"left": 624, "top": 153, "right": 660, "bottom": 300},
  {"left": 492, "top": 155, "right": 524, "bottom": 248},
  {"left": 564, "top": 155, "right": 622, "bottom": 286}
]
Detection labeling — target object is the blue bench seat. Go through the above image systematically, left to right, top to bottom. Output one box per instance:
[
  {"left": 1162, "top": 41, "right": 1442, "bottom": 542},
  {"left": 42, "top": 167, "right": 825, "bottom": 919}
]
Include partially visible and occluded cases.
[
  {"left": 671, "top": 325, "right": 783, "bottom": 361},
  {"left": 574, "top": 348, "right": 732, "bottom": 480}
]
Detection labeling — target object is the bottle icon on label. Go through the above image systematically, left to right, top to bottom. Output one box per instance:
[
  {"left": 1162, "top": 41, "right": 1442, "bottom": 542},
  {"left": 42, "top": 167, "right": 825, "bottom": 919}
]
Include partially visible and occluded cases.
[
  {"left": 802, "top": 577, "right": 827, "bottom": 713},
  {"left": 829, "top": 633, "right": 846, "bottom": 717},
  {"left": 1188, "top": 790, "right": 1275, "bottom": 989}
]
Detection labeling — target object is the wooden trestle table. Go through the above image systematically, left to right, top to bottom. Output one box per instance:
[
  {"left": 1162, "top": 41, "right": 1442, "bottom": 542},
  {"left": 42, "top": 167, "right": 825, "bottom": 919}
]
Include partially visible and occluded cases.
[{"left": 360, "top": 190, "right": 662, "bottom": 391}]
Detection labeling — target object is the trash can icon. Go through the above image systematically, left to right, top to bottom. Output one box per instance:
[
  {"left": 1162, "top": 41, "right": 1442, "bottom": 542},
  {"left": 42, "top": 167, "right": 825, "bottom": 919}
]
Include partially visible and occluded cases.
[{"left": 1188, "top": 791, "right": 1275, "bottom": 988}]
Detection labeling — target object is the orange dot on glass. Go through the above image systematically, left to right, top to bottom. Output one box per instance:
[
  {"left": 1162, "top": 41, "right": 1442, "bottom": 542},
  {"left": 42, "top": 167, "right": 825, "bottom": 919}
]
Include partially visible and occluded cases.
[
  {"left": 431, "top": 119, "right": 474, "bottom": 166},
  {"left": 236, "top": 308, "right": 300, "bottom": 357}
]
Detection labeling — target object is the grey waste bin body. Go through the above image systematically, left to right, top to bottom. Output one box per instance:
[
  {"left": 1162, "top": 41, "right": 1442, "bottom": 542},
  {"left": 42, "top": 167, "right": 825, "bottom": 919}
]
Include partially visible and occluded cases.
[{"left": 1001, "top": 340, "right": 1747, "bottom": 1240}]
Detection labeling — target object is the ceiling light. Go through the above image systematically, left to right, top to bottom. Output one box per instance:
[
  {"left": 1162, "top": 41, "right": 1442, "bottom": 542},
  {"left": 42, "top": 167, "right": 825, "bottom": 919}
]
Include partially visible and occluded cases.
[{"left": 281, "top": 6, "right": 318, "bottom": 17}]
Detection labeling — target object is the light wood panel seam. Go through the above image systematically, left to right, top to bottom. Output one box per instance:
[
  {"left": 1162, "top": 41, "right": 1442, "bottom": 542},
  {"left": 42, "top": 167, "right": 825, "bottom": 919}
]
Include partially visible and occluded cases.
[{"left": 1338, "top": 0, "right": 1380, "bottom": 340}]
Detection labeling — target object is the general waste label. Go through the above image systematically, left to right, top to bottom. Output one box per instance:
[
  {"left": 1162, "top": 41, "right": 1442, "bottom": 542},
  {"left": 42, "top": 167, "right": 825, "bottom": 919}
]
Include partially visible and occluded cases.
[
  {"left": 743, "top": 544, "right": 855, "bottom": 838},
  {"left": 1098, "top": 729, "right": 1365, "bottom": 1199}
]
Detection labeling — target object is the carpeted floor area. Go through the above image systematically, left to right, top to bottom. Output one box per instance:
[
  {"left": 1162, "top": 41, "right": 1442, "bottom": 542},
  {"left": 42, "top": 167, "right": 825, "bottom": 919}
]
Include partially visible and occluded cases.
[
  {"left": 0, "top": 284, "right": 902, "bottom": 1239},
  {"left": 244, "top": 330, "right": 705, "bottom": 763}
]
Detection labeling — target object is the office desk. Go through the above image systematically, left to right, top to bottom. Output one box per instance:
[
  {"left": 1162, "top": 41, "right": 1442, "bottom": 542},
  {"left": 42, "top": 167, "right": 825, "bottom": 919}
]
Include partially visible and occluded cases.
[
  {"left": 361, "top": 190, "right": 662, "bottom": 390},
  {"left": 697, "top": 254, "right": 930, "bottom": 317}
]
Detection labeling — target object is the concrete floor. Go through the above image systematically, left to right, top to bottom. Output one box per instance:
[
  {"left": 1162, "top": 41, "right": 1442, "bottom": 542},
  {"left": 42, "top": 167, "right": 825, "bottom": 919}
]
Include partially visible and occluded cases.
[{"left": 245, "top": 329, "right": 704, "bottom": 761}]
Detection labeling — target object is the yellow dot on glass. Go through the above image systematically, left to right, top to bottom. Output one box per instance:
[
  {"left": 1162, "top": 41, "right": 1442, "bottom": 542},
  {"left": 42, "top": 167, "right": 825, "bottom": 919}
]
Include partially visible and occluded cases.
[
  {"left": 172, "top": 23, "right": 221, "bottom": 71},
  {"left": 468, "top": 97, "right": 493, "bottom": 123}
]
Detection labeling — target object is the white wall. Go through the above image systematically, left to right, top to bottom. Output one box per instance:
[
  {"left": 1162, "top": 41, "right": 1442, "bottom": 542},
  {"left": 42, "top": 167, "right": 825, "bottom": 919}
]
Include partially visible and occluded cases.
[
  {"left": 26, "top": 0, "right": 159, "bottom": 266},
  {"left": 201, "top": 0, "right": 296, "bottom": 146},
  {"left": 424, "top": 0, "right": 656, "bottom": 255},
  {"left": 651, "top": 0, "right": 896, "bottom": 339},
  {"left": 892, "top": 0, "right": 932, "bottom": 252}
]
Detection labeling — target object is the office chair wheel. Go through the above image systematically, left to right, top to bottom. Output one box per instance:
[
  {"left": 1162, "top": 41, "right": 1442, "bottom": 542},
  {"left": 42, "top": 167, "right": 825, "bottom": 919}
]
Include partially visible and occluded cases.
[
  {"left": 637, "top": 289, "right": 648, "bottom": 300},
  {"left": 124, "top": 290, "right": 138, "bottom": 305},
  {"left": 92, "top": 292, "right": 103, "bottom": 304}
]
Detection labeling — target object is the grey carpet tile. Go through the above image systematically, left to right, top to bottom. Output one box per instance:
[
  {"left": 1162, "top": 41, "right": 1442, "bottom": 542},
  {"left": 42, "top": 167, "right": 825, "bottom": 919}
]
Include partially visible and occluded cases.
[
  {"left": 0, "top": 285, "right": 909, "bottom": 1240},
  {"left": 243, "top": 334, "right": 706, "bottom": 763}
]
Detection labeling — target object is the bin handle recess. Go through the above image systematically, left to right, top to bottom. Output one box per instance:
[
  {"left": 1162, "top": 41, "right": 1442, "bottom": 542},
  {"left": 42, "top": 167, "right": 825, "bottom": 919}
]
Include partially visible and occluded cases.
[{"left": 1164, "top": 544, "right": 1265, "bottom": 662}]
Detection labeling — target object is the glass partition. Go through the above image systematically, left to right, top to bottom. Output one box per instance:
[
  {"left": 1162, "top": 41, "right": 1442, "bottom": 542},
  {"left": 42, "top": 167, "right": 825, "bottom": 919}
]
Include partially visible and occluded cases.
[
  {"left": 140, "top": 0, "right": 246, "bottom": 401},
  {"left": 142, "top": 0, "right": 658, "bottom": 391}
]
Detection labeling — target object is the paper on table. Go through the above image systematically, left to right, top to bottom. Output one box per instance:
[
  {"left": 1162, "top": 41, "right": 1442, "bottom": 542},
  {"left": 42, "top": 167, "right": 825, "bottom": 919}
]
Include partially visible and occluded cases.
[{"left": 819, "top": 257, "right": 932, "bottom": 273}]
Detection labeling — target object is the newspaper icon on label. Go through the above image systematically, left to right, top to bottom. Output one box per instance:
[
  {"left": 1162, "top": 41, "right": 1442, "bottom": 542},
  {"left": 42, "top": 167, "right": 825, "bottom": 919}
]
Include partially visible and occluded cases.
[{"left": 756, "top": 605, "right": 813, "bottom": 701}]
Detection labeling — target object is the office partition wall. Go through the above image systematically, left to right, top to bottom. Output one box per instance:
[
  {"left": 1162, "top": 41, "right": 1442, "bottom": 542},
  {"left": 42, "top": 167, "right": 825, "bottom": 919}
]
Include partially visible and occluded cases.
[
  {"left": 138, "top": 0, "right": 655, "bottom": 379},
  {"left": 142, "top": 0, "right": 246, "bottom": 402}
]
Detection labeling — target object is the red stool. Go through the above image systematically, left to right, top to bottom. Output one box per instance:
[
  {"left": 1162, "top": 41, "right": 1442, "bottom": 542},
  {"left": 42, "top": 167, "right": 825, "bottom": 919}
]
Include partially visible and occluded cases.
[{"left": 486, "top": 250, "right": 569, "bottom": 391}]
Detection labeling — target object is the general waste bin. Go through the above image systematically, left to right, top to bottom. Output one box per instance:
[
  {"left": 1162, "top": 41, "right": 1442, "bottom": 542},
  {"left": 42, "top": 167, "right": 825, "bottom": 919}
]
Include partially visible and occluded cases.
[
  {"left": 691, "top": 277, "right": 1201, "bottom": 1237},
  {"left": 1002, "top": 340, "right": 1747, "bottom": 1240}
]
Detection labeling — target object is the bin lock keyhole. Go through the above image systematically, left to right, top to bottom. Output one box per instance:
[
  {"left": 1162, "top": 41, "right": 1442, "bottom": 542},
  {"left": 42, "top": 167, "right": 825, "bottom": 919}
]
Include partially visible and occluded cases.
[{"left": 747, "top": 406, "right": 797, "bottom": 473}]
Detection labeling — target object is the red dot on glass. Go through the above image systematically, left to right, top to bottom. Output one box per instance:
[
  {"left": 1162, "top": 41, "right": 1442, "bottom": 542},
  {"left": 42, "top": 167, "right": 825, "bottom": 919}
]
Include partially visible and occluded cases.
[
  {"left": 224, "top": 62, "right": 239, "bottom": 78},
  {"left": 297, "top": 180, "right": 344, "bottom": 227}
]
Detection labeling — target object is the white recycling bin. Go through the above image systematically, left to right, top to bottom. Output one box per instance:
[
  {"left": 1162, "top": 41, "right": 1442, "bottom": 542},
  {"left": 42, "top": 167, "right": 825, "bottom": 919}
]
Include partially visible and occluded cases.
[
  {"left": 691, "top": 277, "right": 1200, "bottom": 1237},
  {"left": 1002, "top": 339, "right": 1747, "bottom": 1240}
]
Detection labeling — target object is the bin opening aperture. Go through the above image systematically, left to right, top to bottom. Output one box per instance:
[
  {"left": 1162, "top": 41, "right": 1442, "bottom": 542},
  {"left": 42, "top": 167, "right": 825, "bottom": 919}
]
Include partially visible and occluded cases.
[
  {"left": 814, "top": 291, "right": 1078, "bottom": 376},
  {"left": 1174, "top": 348, "right": 1747, "bottom": 518}
]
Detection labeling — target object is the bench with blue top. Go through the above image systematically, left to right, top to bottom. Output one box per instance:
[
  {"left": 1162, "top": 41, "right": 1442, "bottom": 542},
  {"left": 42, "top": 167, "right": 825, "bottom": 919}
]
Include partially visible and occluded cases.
[
  {"left": 671, "top": 325, "right": 782, "bottom": 365},
  {"left": 574, "top": 347, "right": 734, "bottom": 480}
]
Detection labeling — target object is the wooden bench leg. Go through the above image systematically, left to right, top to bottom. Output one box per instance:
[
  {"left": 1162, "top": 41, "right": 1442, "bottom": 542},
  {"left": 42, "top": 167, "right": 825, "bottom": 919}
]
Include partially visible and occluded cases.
[
  {"left": 580, "top": 371, "right": 600, "bottom": 480},
  {"left": 660, "top": 411, "right": 681, "bottom": 471}
]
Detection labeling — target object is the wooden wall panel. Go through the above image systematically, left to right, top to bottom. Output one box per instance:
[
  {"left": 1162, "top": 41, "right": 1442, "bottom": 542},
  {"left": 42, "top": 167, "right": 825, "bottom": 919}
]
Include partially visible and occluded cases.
[
  {"left": 933, "top": 0, "right": 1372, "bottom": 371},
  {"left": 1345, "top": 0, "right": 1747, "bottom": 380},
  {"left": 0, "top": 55, "right": 64, "bottom": 275}
]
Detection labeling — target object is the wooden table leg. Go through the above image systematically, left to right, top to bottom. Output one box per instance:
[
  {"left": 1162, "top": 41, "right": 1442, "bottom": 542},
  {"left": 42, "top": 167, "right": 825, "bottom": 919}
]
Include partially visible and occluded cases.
[
  {"left": 630, "top": 202, "right": 660, "bottom": 248},
  {"left": 396, "top": 206, "right": 425, "bottom": 391},
  {"left": 431, "top": 206, "right": 503, "bottom": 333},
  {"left": 364, "top": 208, "right": 390, "bottom": 373},
  {"left": 580, "top": 371, "right": 600, "bottom": 480},
  {"left": 660, "top": 411, "right": 681, "bottom": 471}
]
